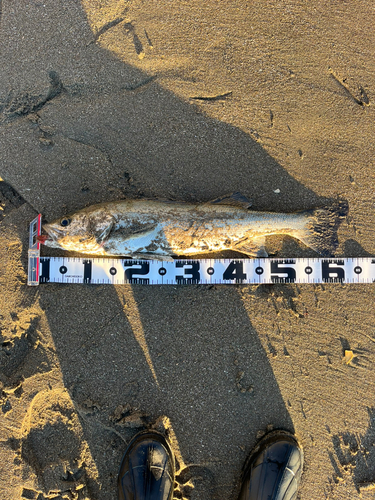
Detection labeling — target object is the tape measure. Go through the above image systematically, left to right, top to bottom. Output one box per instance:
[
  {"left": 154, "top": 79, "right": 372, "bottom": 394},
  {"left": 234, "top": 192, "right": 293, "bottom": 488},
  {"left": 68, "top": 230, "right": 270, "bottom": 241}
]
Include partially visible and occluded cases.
[{"left": 28, "top": 215, "right": 375, "bottom": 286}]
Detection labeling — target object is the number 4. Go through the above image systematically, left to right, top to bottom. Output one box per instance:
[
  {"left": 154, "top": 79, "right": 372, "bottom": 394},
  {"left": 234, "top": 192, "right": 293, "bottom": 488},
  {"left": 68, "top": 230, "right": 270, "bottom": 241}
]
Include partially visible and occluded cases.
[{"left": 223, "top": 261, "right": 247, "bottom": 282}]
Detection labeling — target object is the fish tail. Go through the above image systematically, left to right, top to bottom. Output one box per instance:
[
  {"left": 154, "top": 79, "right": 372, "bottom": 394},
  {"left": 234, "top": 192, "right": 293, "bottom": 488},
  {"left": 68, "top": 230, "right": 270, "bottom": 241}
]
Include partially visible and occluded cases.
[{"left": 298, "top": 200, "right": 348, "bottom": 256}]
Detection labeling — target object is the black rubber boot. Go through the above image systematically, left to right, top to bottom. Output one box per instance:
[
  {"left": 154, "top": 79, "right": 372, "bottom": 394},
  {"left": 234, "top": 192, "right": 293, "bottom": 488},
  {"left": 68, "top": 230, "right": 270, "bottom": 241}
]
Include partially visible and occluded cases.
[
  {"left": 118, "top": 430, "right": 175, "bottom": 500},
  {"left": 238, "top": 430, "right": 303, "bottom": 500}
]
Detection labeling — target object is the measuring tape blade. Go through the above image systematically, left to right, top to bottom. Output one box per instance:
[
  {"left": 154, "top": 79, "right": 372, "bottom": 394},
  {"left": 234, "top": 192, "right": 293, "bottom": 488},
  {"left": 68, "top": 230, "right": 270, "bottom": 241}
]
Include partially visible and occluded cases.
[
  {"left": 27, "top": 215, "right": 375, "bottom": 285},
  {"left": 29, "top": 256, "right": 375, "bottom": 285}
]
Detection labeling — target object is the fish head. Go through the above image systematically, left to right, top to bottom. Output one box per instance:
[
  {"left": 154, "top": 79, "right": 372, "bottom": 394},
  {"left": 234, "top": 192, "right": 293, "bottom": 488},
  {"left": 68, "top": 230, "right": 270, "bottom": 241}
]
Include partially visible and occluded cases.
[{"left": 40, "top": 207, "right": 114, "bottom": 253}]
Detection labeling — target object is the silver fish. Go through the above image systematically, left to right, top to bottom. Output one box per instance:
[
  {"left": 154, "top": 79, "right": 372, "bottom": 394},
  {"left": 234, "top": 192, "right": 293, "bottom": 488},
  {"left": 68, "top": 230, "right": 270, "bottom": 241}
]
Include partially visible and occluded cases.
[{"left": 39, "top": 193, "right": 347, "bottom": 260}]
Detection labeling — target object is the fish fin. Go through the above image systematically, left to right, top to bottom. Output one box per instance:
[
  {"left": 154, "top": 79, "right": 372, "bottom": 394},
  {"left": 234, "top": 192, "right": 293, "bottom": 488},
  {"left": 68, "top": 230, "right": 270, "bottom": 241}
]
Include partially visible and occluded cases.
[
  {"left": 208, "top": 192, "right": 252, "bottom": 209},
  {"left": 298, "top": 200, "right": 348, "bottom": 256},
  {"left": 88, "top": 211, "right": 115, "bottom": 244},
  {"left": 96, "top": 221, "right": 114, "bottom": 244},
  {"left": 234, "top": 237, "right": 268, "bottom": 257},
  {"left": 129, "top": 253, "right": 175, "bottom": 262}
]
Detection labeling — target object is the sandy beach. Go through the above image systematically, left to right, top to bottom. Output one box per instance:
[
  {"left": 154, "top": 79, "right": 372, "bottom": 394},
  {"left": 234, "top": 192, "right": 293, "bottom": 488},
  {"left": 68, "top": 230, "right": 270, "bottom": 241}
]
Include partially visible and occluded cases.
[{"left": 1, "top": 1, "right": 375, "bottom": 498}]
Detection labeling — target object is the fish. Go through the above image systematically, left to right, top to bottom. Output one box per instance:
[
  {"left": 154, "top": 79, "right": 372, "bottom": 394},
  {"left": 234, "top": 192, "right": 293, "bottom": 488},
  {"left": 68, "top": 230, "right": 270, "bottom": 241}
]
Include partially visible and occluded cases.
[{"left": 38, "top": 193, "right": 348, "bottom": 260}]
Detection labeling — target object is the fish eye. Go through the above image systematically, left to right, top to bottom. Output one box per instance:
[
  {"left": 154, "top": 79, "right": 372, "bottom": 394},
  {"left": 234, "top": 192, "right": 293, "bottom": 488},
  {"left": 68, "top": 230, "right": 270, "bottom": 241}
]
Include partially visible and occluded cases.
[{"left": 60, "top": 218, "right": 71, "bottom": 227}]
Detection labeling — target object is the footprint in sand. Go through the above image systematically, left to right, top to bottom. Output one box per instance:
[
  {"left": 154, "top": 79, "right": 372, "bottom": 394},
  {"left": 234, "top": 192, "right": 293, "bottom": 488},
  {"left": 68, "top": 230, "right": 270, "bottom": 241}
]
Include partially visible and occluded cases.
[
  {"left": 0, "top": 314, "right": 41, "bottom": 385},
  {"left": 20, "top": 388, "right": 98, "bottom": 498}
]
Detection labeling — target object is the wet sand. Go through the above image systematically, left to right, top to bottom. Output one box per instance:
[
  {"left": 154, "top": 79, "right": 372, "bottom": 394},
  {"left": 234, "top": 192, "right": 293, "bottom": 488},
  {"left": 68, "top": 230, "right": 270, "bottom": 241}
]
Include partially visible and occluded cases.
[{"left": 1, "top": 1, "right": 375, "bottom": 499}]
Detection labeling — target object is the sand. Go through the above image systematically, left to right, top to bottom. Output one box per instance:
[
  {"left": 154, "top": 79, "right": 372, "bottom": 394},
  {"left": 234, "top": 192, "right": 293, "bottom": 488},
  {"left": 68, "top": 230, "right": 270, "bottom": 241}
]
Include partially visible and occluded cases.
[{"left": 1, "top": 1, "right": 375, "bottom": 499}]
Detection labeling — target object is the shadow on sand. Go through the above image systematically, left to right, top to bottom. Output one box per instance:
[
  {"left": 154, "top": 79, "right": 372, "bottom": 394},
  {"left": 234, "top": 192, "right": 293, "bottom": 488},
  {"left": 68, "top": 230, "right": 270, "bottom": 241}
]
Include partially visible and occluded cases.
[{"left": 0, "top": 0, "right": 352, "bottom": 498}]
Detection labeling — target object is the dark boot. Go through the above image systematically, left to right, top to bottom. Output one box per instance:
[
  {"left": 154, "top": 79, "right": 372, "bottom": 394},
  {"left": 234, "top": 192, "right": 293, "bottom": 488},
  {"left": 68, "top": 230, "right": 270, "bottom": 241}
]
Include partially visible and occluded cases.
[
  {"left": 118, "top": 430, "right": 175, "bottom": 500},
  {"left": 238, "top": 430, "right": 303, "bottom": 500}
]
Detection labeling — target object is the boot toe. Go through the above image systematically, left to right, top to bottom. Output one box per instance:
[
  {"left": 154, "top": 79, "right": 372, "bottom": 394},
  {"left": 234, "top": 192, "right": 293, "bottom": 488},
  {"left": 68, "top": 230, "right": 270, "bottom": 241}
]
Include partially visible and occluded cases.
[
  {"left": 239, "top": 430, "right": 303, "bottom": 500},
  {"left": 118, "top": 431, "right": 175, "bottom": 500}
]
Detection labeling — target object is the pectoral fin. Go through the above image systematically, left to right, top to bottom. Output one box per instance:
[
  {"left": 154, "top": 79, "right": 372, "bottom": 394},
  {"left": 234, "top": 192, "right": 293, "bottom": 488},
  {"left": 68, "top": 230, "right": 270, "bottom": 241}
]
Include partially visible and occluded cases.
[
  {"left": 208, "top": 192, "right": 252, "bottom": 209},
  {"left": 90, "top": 212, "right": 115, "bottom": 244},
  {"left": 234, "top": 237, "right": 268, "bottom": 257}
]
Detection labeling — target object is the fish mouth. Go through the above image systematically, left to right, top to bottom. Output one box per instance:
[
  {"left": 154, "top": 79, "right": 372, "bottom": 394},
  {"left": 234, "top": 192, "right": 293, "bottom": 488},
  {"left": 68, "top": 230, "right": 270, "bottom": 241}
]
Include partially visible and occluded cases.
[
  {"left": 37, "top": 224, "right": 64, "bottom": 244},
  {"left": 36, "top": 234, "right": 51, "bottom": 244}
]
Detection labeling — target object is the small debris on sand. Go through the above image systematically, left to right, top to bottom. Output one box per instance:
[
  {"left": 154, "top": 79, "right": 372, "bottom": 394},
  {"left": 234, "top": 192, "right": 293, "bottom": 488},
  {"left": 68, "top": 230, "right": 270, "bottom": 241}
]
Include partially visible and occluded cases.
[{"left": 343, "top": 350, "right": 356, "bottom": 365}]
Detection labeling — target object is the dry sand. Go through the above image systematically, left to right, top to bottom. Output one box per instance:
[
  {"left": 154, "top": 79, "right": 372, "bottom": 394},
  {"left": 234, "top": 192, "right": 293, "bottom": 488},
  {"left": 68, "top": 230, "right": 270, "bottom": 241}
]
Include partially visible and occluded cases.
[{"left": 1, "top": 1, "right": 375, "bottom": 499}]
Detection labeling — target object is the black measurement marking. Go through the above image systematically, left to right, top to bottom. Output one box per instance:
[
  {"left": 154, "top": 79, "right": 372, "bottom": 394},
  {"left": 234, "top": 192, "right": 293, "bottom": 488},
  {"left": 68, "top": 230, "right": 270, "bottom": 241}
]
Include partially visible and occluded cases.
[
  {"left": 40, "top": 258, "right": 50, "bottom": 283},
  {"left": 83, "top": 260, "right": 92, "bottom": 283},
  {"left": 271, "top": 260, "right": 296, "bottom": 283},
  {"left": 322, "top": 260, "right": 345, "bottom": 283},
  {"left": 124, "top": 261, "right": 150, "bottom": 284},
  {"left": 176, "top": 261, "right": 200, "bottom": 284},
  {"left": 223, "top": 261, "right": 246, "bottom": 282},
  {"left": 59, "top": 265, "right": 67, "bottom": 274},
  {"left": 305, "top": 266, "right": 313, "bottom": 275},
  {"left": 354, "top": 266, "right": 362, "bottom": 274},
  {"left": 110, "top": 267, "right": 117, "bottom": 275},
  {"left": 158, "top": 267, "right": 167, "bottom": 276},
  {"left": 207, "top": 267, "right": 215, "bottom": 275},
  {"left": 255, "top": 267, "right": 264, "bottom": 275},
  {"left": 126, "top": 278, "right": 150, "bottom": 284}
]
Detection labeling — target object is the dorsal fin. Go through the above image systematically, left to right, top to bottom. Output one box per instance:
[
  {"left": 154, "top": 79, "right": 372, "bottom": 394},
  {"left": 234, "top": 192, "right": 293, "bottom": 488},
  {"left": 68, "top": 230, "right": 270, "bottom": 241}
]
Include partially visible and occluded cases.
[{"left": 208, "top": 192, "right": 252, "bottom": 209}]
